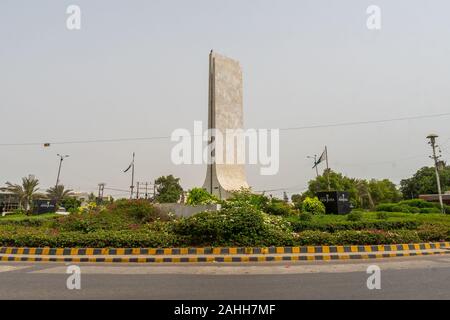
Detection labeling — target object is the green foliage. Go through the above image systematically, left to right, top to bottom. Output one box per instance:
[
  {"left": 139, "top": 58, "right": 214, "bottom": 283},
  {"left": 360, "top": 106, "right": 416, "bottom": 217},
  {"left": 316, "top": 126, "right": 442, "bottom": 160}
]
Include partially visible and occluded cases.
[
  {"left": 400, "top": 165, "right": 450, "bottom": 199},
  {"left": 303, "top": 170, "right": 401, "bottom": 209},
  {"left": 154, "top": 175, "right": 183, "bottom": 203},
  {"left": 46, "top": 185, "right": 73, "bottom": 204},
  {"left": 186, "top": 188, "right": 219, "bottom": 205},
  {"left": 226, "top": 189, "right": 269, "bottom": 210},
  {"left": 290, "top": 193, "right": 305, "bottom": 210},
  {"left": 60, "top": 197, "right": 82, "bottom": 212},
  {"left": 301, "top": 197, "right": 326, "bottom": 215},
  {"left": 111, "top": 199, "right": 168, "bottom": 223},
  {"left": 264, "top": 199, "right": 296, "bottom": 216},
  {"left": 376, "top": 199, "right": 443, "bottom": 214},
  {"left": 398, "top": 199, "right": 436, "bottom": 208},
  {"left": 54, "top": 200, "right": 169, "bottom": 232},
  {"left": 171, "top": 202, "right": 293, "bottom": 246},
  {"left": 419, "top": 207, "right": 442, "bottom": 214},
  {"left": 12, "top": 208, "right": 26, "bottom": 215},
  {"left": 346, "top": 211, "right": 363, "bottom": 222},
  {"left": 376, "top": 211, "right": 389, "bottom": 220},
  {"left": 298, "top": 212, "right": 313, "bottom": 221},
  {"left": 290, "top": 220, "right": 421, "bottom": 232},
  {"left": 416, "top": 224, "right": 449, "bottom": 242},
  {"left": 0, "top": 229, "right": 181, "bottom": 248},
  {"left": 295, "top": 230, "right": 423, "bottom": 245}
]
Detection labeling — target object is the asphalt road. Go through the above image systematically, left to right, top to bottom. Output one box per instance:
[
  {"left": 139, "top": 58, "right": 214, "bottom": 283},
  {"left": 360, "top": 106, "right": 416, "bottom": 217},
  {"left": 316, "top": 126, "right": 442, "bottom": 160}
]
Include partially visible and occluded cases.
[{"left": 0, "top": 255, "right": 449, "bottom": 299}]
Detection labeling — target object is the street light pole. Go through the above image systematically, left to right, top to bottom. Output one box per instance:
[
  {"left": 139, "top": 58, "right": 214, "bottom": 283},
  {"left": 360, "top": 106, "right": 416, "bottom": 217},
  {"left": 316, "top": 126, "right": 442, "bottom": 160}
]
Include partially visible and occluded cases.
[
  {"left": 426, "top": 134, "right": 444, "bottom": 213},
  {"left": 55, "top": 154, "right": 69, "bottom": 189}
]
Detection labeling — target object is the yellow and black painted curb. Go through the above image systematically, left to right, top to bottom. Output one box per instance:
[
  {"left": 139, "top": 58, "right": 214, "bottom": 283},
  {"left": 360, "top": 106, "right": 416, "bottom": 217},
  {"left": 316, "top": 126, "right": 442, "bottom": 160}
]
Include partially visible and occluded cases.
[
  {"left": 0, "top": 242, "right": 448, "bottom": 256},
  {"left": 0, "top": 242, "right": 450, "bottom": 256},
  {"left": 0, "top": 250, "right": 449, "bottom": 263}
]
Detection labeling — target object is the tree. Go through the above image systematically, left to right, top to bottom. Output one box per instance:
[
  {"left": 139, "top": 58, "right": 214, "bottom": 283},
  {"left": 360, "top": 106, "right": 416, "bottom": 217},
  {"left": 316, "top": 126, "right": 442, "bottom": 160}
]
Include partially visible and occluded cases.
[
  {"left": 400, "top": 165, "right": 450, "bottom": 199},
  {"left": 303, "top": 169, "right": 401, "bottom": 209},
  {"left": 1, "top": 175, "right": 40, "bottom": 211},
  {"left": 154, "top": 175, "right": 183, "bottom": 203},
  {"left": 368, "top": 179, "right": 402, "bottom": 204},
  {"left": 46, "top": 185, "right": 74, "bottom": 204},
  {"left": 186, "top": 188, "right": 219, "bottom": 205},
  {"left": 60, "top": 197, "right": 81, "bottom": 212}
]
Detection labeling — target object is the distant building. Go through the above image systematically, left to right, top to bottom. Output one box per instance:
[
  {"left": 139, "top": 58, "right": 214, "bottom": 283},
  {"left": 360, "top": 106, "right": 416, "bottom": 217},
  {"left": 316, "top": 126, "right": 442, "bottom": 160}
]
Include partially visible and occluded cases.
[
  {"left": 419, "top": 191, "right": 450, "bottom": 205},
  {"left": 0, "top": 192, "right": 20, "bottom": 212}
]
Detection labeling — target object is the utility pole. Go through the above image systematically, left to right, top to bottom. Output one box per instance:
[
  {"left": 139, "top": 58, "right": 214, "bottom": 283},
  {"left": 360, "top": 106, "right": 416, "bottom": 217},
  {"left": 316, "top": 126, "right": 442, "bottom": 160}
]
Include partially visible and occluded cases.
[
  {"left": 427, "top": 134, "right": 444, "bottom": 213},
  {"left": 325, "top": 146, "right": 331, "bottom": 191},
  {"left": 129, "top": 152, "right": 135, "bottom": 200},
  {"left": 55, "top": 154, "right": 69, "bottom": 189},
  {"left": 307, "top": 155, "right": 319, "bottom": 177},
  {"left": 136, "top": 182, "right": 140, "bottom": 199},
  {"left": 145, "top": 182, "right": 148, "bottom": 200},
  {"left": 97, "top": 183, "right": 105, "bottom": 204}
]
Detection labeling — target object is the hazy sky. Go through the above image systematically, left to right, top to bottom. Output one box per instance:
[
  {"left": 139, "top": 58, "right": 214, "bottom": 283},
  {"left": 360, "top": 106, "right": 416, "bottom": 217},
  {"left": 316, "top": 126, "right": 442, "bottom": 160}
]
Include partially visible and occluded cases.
[{"left": 1, "top": 0, "right": 449, "bottom": 198}]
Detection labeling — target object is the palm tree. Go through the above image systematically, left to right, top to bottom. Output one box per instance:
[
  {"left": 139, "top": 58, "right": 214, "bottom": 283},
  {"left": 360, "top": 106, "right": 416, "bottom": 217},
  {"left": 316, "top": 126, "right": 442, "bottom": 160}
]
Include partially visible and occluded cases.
[
  {"left": 1, "top": 175, "right": 40, "bottom": 211},
  {"left": 355, "top": 179, "right": 374, "bottom": 209},
  {"left": 46, "top": 185, "right": 73, "bottom": 204}
]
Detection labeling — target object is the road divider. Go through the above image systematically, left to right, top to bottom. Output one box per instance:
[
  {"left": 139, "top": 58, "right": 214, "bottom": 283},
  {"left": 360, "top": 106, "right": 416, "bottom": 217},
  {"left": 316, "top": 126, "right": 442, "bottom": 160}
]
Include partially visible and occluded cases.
[{"left": 0, "top": 242, "right": 448, "bottom": 256}]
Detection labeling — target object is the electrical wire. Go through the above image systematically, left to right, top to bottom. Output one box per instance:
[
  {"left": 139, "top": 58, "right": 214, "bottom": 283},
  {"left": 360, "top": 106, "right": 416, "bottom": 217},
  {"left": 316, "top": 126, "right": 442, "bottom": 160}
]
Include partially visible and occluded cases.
[{"left": 1, "top": 112, "right": 449, "bottom": 147}]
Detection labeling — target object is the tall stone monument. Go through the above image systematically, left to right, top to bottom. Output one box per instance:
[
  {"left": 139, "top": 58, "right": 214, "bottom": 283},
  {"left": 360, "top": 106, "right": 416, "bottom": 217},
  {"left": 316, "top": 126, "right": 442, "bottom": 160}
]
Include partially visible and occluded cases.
[{"left": 202, "top": 51, "right": 249, "bottom": 199}]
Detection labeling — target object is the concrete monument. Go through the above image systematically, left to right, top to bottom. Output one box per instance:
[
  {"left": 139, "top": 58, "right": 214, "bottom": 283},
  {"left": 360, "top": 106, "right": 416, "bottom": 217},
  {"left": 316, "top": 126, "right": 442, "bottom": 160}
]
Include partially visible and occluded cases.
[{"left": 203, "top": 51, "right": 250, "bottom": 199}]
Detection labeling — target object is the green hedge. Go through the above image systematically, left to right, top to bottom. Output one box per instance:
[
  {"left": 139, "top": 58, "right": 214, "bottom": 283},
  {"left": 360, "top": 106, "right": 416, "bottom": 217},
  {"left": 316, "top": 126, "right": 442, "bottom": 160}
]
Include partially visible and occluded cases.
[
  {"left": 290, "top": 220, "right": 422, "bottom": 232},
  {"left": 0, "top": 226, "right": 447, "bottom": 247},
  {"left": 0, "top": 230, "right": 182, "bottom": 248},
  {"left": 294, "top": 230, "right": 423, "bottom": 245}
]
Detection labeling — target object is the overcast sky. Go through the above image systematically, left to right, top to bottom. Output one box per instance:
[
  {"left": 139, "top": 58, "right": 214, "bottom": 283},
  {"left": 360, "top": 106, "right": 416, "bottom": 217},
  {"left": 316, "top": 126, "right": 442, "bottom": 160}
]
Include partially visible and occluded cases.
[{"left": 1, "top": 0, "right": 449, "bottom": 198}]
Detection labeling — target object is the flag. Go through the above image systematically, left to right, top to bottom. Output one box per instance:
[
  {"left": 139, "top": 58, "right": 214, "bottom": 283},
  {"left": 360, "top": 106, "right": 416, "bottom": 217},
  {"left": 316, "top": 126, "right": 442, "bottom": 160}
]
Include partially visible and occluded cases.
[
  {"left": 313, "top": 148, "right": 327, "bottom": 168},
  {"left": 123, "top": 153, "right": 135, "bottom": 173}
]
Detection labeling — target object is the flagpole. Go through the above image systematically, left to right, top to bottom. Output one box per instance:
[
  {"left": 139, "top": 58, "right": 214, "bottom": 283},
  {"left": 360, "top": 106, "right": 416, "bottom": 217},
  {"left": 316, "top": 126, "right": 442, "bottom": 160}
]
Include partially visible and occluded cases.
[
  {"left": 325, "top": 146, "right": 331, "bottom": 191},
  {"left": 130, "top": 152, "right": 135, "bottom": 199}
]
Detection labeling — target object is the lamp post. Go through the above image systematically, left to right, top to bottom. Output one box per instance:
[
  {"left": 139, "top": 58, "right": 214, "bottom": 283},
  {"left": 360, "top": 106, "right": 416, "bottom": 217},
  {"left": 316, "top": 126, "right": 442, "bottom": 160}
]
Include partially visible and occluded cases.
[
  {"left": 426, "top": 134, "right": 444, "bottom": 213},
  {"left": 55, "top": 154, "right": 69, "bottom": 189}
]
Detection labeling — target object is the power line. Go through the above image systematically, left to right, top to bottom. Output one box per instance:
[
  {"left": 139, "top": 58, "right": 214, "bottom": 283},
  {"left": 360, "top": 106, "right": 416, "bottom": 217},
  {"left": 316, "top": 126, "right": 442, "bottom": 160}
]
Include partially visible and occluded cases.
[
  {"left": 1, "top": 112, "right": 449, "bottom": 147},
  {"left": 278, "top": 112, "right": 450, "bottom": 132}
]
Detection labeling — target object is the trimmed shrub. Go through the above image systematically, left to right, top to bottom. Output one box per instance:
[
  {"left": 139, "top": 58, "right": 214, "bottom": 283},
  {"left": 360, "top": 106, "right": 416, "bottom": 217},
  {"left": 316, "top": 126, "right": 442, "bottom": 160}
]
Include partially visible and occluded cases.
[
  {"left": 301, "top": 197, "right": 326, "bottom": 215},
  {"left": 398, "top": 199, "right": 436, "bottom": 209},
  {"left": 264, "top": 200, "right": 296, "bottom": 216},
  {"left": 375, "top": 203, "right": 395, "bottom": 212},
  {"left": 419, "top": 207, "right": 442, "bottom": 214},
  {"left": 346, "top": 211, "right": 363, "bottom": 222},
  {"left": 376, "top": 211, "right": 389, "bottom": 220},
  {"left": 290, "top": 220, "right": 422, "bottom": 233},
  {"left": 417, "top": 224, "right": 449, "bottom": 242},
  {"left": 0, "top": 230, "right": 182, "bottom": 248},
  {"left": 294, "top": 230, "right": 422, "bottom": 246}
]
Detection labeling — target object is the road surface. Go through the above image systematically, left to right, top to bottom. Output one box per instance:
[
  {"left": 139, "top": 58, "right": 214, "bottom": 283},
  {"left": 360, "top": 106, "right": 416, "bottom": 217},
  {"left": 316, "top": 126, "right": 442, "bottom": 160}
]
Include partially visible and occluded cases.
[{"left": 0, "top": 255, "right": 449, "bottom": 299}]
